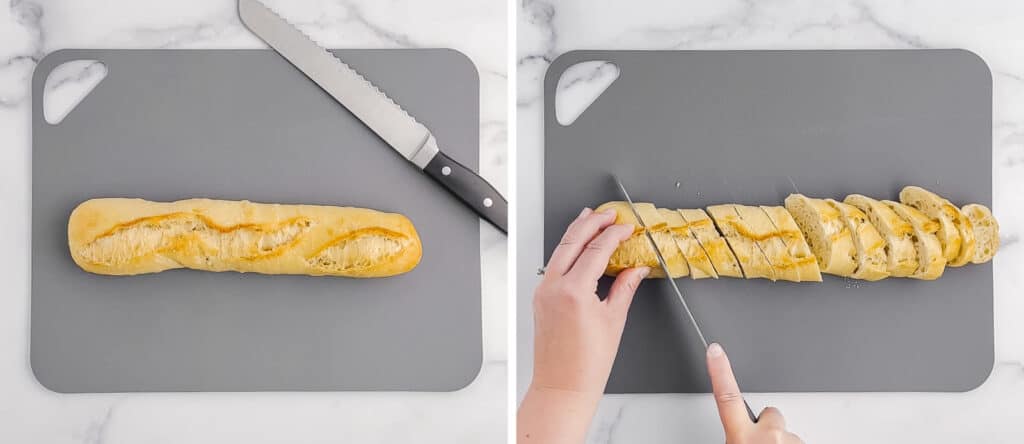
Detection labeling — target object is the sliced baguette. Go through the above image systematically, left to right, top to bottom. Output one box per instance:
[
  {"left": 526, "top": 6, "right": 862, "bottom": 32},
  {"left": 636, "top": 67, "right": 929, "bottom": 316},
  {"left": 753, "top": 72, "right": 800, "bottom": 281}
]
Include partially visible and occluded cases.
[
  {"left": 900, "top": 186, "right": 974, "bottom": 266},
  {"left": 783, "top": 194, "right": 858, "bottom": 277},
  {"left": 843, "top": 194, "right": 918, "bottom": 277},
  {"left": 827, "top": 199, "right": 889, "bottom": 281},
  {"left": 596, "top": 201, "right": 689, "bottom": 278},
  {"left": 884, "top": 201, "right": 946, "bottom": 280},
  {"left": 962, "top": 203, "right": 999, "bottom": 264},
  {"left": 707, "top": 204, "right": 776, "bottom": 280},
  {"left": 732, "top": 205, "right": 802, "bottom": 282},
  {"left": 760, "top": 206, "right": 823, "bottom": 282},
  {"left": 660, "top": 208, "right": 717, "bottom": 279},
  {"left": 678, "top": 209, "right": 744, "bottom": 278}
]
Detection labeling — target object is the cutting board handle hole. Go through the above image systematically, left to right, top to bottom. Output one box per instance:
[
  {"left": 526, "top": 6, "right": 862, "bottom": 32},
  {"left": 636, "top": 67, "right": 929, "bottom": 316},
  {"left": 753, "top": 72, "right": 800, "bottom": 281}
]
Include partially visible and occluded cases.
[
  {"left": 42, "top": 59, "right": 108, "bottom": 125},
  {"left": 555, "top": 60, "right": 620, "bottom": 126}
]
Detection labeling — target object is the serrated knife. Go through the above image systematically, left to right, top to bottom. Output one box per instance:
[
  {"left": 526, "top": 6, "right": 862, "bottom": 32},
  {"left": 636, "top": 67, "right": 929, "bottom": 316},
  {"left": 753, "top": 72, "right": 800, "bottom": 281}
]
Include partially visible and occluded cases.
[
  {"left": 238, "top": 0, "right": 507, "bottom": 233},
  {"left": 613, "top": 175, "right": 759, "bottom": 423}
]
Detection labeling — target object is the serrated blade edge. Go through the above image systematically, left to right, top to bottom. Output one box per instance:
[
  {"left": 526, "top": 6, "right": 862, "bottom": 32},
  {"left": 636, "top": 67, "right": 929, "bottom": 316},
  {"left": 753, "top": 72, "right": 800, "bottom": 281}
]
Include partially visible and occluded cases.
[{"left": 238, "top": 0, "right": 432, "bottom": 162}]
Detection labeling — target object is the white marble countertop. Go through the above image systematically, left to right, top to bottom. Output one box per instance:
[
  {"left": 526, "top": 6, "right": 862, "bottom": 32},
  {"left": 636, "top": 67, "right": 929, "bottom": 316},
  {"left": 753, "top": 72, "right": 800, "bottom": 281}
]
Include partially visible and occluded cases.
[
  {"left": 0, "top": 0, "right": 506, "bottom": 442},
  {"left": 517, "top": 1, "right": 1024, "bottom": 442}
]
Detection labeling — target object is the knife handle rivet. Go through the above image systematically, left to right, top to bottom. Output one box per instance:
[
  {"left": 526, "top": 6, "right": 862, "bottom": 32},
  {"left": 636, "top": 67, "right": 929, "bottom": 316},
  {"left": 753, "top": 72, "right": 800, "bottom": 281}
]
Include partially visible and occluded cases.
[
  {"left": 441, "top": 166, "right": 452, "bottom": 176},
  {"left": 483, "top": 198, "right": 494, "bottom": 208}
]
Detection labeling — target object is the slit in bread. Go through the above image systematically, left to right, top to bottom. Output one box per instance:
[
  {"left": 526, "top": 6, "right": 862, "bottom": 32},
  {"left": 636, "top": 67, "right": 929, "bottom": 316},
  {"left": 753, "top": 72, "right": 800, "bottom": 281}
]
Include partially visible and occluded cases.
[
  {"left": 68, "top": 198, "right": 422, "bottom": 277},
  {"left": 678, "top": 209, "right": 744, "bottom": 278}
]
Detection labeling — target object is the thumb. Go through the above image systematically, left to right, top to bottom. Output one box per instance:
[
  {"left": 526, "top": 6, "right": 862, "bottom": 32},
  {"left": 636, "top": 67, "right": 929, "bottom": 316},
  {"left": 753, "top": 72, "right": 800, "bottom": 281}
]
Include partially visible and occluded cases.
[
  {"left": 605, "top": 266, "right": 649, "bottom": 312},
  {"left": 706, "top": 343, "right": 752, "bottom": 437}
]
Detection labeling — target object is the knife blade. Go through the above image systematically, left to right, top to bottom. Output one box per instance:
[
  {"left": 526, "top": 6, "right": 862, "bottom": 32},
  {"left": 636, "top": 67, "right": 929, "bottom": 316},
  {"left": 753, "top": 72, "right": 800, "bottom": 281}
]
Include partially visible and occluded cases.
[
  {"left": 238, "top": 0, "right": 507, "bottom": 233},
  {"left": 612, "top": 175, "right": 759, "bottom": 423}
]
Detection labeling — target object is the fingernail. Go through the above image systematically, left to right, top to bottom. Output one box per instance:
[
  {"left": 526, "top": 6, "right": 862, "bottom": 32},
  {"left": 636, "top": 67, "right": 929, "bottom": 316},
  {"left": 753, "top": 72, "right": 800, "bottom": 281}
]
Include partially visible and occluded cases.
[
  {"left": 579, "top": 207, "right": 593, "bottom": 218},
  {"left": 600, "top": 209, "right": 617, "bottom": 217},
  {"left": 639, "top": 267, "right": 651, "bottom": 278},
  {"left": 707, "top": 343, "right": 724, "bottom": 357}
]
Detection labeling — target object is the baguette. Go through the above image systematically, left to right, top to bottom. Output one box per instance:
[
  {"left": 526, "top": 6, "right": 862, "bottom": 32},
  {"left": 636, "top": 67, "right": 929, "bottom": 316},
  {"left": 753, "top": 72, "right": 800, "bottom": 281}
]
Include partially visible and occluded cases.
[
  {"left": 899, "top": 186, "right": 974, "bottom": 266},
  {"left": 784, "top": 194, "right": 857, "bottom": 277},
  {"left": 843, "top": 194, "right": 918, "bottom": 277},
  {"left": 68, "top": 198, "right": 422, "bottom": 277},
  {"left": 827, "top": 199, "right": 889, "bottom": 281},
  {"left": 884, "top": 201, "right": 946, "bottom": 280},
  {"left": 596, "top": 202, "right": 689, "bottom": 278},
  {"left": 961, "top": 203, "right": 999, "bottom": 264},
  {"left": 707, "top": 204, "right": 775, "bottom": 280},
  {"left": 732, "top": 205, "right": 802, "bottom": 282},
  {"left": 760, "top": 206, "right": 822, "bottom": 282},
  {"left": 660, "top": 209, "right": 717, "bottom": 279},
  {"left": 678, "top": 209, "right": 744, "bottom": 278}
]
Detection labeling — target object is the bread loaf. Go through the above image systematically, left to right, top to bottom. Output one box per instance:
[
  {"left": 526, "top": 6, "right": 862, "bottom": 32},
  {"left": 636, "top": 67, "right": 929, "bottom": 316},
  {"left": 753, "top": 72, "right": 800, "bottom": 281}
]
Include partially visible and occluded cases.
[
  {"left": 592, "top": 187, "right": 997, "bottom": 282},
  {"left": 68, "top": 198, "right": 422, "bottom": 277}
]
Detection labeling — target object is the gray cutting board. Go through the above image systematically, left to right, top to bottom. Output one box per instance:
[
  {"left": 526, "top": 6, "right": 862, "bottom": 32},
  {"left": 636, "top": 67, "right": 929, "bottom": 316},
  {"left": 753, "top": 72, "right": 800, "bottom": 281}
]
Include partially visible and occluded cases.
[
  {"left": 31, "top": 49, "right": 481, "bottom": 392},
  {"left": 544, "top": 49, "right": 993, "bottom": 393}
]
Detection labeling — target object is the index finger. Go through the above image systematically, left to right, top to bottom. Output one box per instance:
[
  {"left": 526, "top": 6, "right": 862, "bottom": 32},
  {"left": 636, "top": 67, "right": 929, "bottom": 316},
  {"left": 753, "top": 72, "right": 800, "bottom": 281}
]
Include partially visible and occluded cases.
[
  {"left": 545, "top": 209, "right": 618, "bottom": 276},
  {"left": 565, "top": 223, "right": 635, "bottom": 283},
  {"left": 706, "top": 343, "right": 752, "bottom": 435}
]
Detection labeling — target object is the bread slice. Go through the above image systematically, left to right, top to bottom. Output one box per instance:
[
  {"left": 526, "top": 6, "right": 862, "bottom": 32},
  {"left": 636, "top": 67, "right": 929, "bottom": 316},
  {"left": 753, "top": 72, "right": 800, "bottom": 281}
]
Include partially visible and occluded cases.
[
  {"left": 899, "top": 186, "right": 974, "bottom": 267},
  {"left": 783, "top": 194, "right": 857, "bottom": 277},
  {"left": 843, "top": 194, "right": 918, "bottom": 277},
  {"left": 827, "top": 199, "right": 889, "bottom": 281},
  {"left": 596, "top": 201, "right": 689, "bottom": 278},
  {"left": 884, "top": 201, "right": 946, "bottom": 280},
  {"left": 962, "top": 203, "right": 999, "bottom": 264},
  {"left": 707, "top": 204, "right": 776, "bottom": 280},
  {"left": 732, "top": 205, "right": 802, "bottom": 282},
  {"left": 760, "top": 206, "right": 822, "bottom": 282},
  {"left": 660, "top": 208, "right": 717, "bottom": 279},
  {"left": 678, "top": 209, "right": 744, "bottom": 278}
]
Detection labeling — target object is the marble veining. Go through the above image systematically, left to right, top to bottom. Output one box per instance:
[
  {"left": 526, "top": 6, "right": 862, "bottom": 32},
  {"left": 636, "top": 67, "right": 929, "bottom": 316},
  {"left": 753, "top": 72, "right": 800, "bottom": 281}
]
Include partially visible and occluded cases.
[
  {"left": 0, "top": 0, "right": 506, "bottom": 442},
  {"left": 517, "top": 1, "right": 1024, "bottom": 443}
]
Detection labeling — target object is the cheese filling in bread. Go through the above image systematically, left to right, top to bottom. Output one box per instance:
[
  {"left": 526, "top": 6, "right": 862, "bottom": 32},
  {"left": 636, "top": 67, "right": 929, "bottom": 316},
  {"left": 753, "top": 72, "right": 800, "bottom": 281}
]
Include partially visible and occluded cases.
[{"left": 69, "top": 198, "right": 422, "bottom": 277}]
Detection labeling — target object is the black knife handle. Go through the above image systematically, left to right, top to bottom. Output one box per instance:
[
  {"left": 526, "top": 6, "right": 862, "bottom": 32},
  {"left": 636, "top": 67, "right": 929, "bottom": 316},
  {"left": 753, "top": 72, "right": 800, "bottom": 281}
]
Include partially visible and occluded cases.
[{"left": 425, "top": 151, "right": 507, "bottom": 234}]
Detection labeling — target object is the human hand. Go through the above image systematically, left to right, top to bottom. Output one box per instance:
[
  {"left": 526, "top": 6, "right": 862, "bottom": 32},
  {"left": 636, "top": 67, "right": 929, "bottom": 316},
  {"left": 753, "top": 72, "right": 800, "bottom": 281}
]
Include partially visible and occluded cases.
[
  {"left": 530, "top": 207, "right": 649, "bottom": 396},
  {"left": 518, "top": 208, "right": 648, "bottom": 443},
  {"left": 707, "top": 343, "right": 804, "bottom": 444}
]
